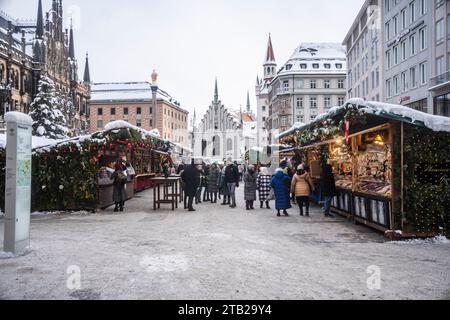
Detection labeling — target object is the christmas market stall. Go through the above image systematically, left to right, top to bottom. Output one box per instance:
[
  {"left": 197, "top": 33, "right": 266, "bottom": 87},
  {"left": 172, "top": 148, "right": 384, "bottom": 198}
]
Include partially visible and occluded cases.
[
  {"left": 278, "top": 98, "right": 450, "bottom": 238},
  {"left": 0, "top": 120, "right": 173, "bottom": 212}
]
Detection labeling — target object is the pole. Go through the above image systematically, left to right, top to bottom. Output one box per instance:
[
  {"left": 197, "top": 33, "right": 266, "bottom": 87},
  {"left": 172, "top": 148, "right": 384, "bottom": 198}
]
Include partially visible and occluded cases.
[{"left": 3, "top": 112, "right": 33, "bottom": 254}]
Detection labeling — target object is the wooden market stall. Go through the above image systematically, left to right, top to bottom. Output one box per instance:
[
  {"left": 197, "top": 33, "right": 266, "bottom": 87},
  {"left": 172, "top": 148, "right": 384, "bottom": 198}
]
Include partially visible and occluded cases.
[
  {"left": 278, "top": 99, "right": 450, "bottom": 237},
  {"left": 21, "top": 120, "right": 174, "bottom": 212}
]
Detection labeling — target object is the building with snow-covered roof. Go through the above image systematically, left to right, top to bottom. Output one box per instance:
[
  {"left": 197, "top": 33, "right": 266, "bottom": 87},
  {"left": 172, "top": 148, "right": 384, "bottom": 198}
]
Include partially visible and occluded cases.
[
  {"left": 259, "top": 38, "right": 347, "bottom": 144},
  {"left": 192, "top": 79, "right": 256, "bottom": 161},
  {"left": 89, "top": 80, "right": 189, "bottom": 148}
]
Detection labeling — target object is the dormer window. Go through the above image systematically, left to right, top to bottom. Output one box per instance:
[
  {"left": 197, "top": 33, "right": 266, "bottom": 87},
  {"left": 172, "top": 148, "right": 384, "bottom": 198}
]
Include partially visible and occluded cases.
[
  {"left": 336, "top": 63, "right": 343, "bottom": 69},
  {"left": 285, "top": 64, "right": 292, "bottom": 71},
  {"left": 300, "top": 64, "right": 307, "bottom": 69},
  {"left": 312, "top": 64, "right": 319, "bottom": 69},
  {"left": 324, "top": 64, "right": 331, "bottom": 69}
]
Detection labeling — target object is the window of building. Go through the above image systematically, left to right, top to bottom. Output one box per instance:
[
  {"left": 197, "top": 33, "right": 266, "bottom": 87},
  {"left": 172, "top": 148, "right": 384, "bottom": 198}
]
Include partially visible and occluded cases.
[
  {"left": 385, "top": 0, "right": 391, "bottom": 12},
  {"left": 419, "top": 0, "right": 426, "bottom": 16},
  {"left": 409, "top": 1, "right": 416, "bottom": 23},
  {"left": 401, "top": 8, "right": 407, "bottom": 29},
  {"left": 393, "top": 15, "right": 398, "bottom": 37},
  {"left": 448, "top": 15, "right": 450, "bottom": 39},
  {"left": 436, "top": 19, "right": 444, "bottom": 43},
  {"left": 410, "top": 33, "right": 416, "bottom": 56},
  {"left": 401, "top": 40, "right": 407, "bottom": 60},
  {"left": 393, "top": 45, "right": 399, "bottom": 65},
  {"left": 386, "top": 50, "right": 392, "bottom": 69},
  {"left": 436, "top": 56, "right": 444, "bottom": 76},
  {"left": 420, "top": 62, "right": 427, "bottom": 84},
  {"left": 312, "top": 63, "right": 319, "bottom": 69},
  {"left": 336, "top": 63, "right": 343, "bottom": 69},
  {"left": 285, "top": 64, "right": 292, "bottom": 71},
  {"left": 300, "top": 64, "right": 307, "bottom": 69},
  {"left": 324, "top": 64, "right": 331, "bottom": 69},
  {"left": 410, "top": 66, "right": 417, "bottom": 88},
  {"left": 401, "top": 71, "right": 407, "bottom": 92},
  {"left": 394, "top": 75, "right": 399, "bottom": 95},
  {"left": 295, "top": 79, "right": 304, "bottom": 89},
  {"left": 386, "top": 79, "right": 392, "bottom": 97},
  {"left": 283, "top": 80, "right": 289, "bottom": 91},
  {"left": 310, "top": 80, "right": 316, "bottom": 89},
  {"left": 323, "top": 80, "right": 330, "bottom": 89},
  {"left": 338, "top": 80, "right": 344, "bottom": 89},
  {"left": 296, "top": 97, "right": 303, "bottom": 108},
  {"left": 310, "top": 97, "right": 317, "bottom": 108},
  {"left": 324, "top": 97, "right": 331, "bottom": 108},
  {"left": 338, "top": 97, "right": 345, "bottom": 105},
  {"left": 262, "top": 106, "right": 266, "bottom": 111},
  {"left": 110, "top": 107, "right": 115, "bottom": 115},
  {"left": 124, "top": 107, "right": 129, "bottom": 115},
  {"left": 137, "top": 107, "right": 142, "bottom": 115},
  {"left": 150, "top": 107, "right": 153, "bottom": 114},
  {"left": 97, "top": 108, "right": 103, "bottom": 116},
  {"left": 296, "top": 115, "right": 304, "bottom": 122},
  {"left": 280, "top": 116, "right": 288, "bottom": 127},
  {"left": 136, "top": 119, "right": 142, "bottom": 127},
  {"left": 149, "top": 119, "right": 153, "bottom": 127},
  {"left": 97, "top": 120, "right": 103, "bottom": 129}
]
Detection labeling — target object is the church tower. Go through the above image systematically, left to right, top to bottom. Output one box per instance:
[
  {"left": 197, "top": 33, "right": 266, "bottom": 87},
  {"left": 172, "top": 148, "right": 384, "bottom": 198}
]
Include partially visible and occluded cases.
[{"left": 263, "top": 34, "right": 277, "bottom": 82}]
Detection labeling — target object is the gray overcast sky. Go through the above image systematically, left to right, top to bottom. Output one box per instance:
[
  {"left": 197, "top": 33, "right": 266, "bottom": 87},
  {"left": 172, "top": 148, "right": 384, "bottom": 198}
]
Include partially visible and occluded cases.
[{"left": 2, "top": 0, "right": 364, "bottom": 120}]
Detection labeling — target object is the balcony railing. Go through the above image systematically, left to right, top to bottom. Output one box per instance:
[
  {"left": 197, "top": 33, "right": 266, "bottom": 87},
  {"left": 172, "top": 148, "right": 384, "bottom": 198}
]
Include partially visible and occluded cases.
[{"left": 430, "top": 70, "right": 450, "bottom": 89}]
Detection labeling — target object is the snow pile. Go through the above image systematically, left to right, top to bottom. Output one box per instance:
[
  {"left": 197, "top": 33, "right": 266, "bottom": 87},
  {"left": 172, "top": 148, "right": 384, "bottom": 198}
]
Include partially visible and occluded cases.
[
  {"left": 348, "top": 98, "right": 450, "bottom": 133},
  {"left": 4, "top": 112, "right": 33, "bottom": 125},
  {"left": 104, "top": 120, "right": 162, "bottom": 139},
  {"left": 0, "top": 134, "right": 58, "bottom": 150},
  {"left": 390, "top": 236, "right": 450, "bottom": 245}
]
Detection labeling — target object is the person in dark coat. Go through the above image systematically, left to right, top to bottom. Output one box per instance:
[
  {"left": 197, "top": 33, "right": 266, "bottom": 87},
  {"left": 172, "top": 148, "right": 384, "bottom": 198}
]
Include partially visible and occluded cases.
[
  {"left": 181, "top": 160, "right": 200, "bottom": 212},
  {"left": 225, "top": 160, "right": 240, "bottom": 208},
  {"left": 111, "top": 161, "right": 127, "bottom": 212},
  {"left": 176, "top": 162, "right": 185, "bottom": 175},
  {"left": 321, "top": 162, "right": 337, "bottom": 217},
  {"left": 207, "top": 163, "right": 220, "bottom": 203},
  {"left": 203, "top": 164, "right": 211, "bottom": 202},
  {"left": 195, "top": 165, "right": 206, "bottom": 204},
  {"left": 219, "top": 165, "right": 231, "bottom": 205},
  {"left": 244, "top": 165, "right": 257, "bottom": 210},
  {"left": 257, "top": 167, "right": 272, "bottom": 209},
  {"left": 271, "top": 168, "right": 292, "bottom": 217}
]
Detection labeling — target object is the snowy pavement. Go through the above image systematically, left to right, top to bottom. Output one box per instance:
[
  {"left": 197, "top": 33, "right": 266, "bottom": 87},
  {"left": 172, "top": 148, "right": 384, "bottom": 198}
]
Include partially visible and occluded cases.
[{"left": 0, "top": 186, "right": 449, "bottom": 300}]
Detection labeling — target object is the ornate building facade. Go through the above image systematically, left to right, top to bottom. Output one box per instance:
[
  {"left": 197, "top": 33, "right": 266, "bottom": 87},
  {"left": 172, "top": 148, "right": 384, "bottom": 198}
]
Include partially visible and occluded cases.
[
  {"left": 0, "top": 0, "right": 91, "bottom": 135},
  {"left": 192, "top": 80, "right": 256, "bottom": 161}
]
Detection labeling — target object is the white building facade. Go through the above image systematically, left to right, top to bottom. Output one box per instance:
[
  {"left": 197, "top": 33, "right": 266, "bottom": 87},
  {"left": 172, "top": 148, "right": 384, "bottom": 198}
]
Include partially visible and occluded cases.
[
  {"left": 343, "top": 0, "right": 385, "bottom": 102},
  {"left": 264, "top": 42, "right": 347, "bottom": 143}
]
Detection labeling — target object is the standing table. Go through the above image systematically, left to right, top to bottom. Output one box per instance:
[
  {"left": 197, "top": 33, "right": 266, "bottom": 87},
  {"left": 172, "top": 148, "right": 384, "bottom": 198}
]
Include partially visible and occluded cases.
[{"left": 152, "top": 176, "right": 182, "bottom": 211}]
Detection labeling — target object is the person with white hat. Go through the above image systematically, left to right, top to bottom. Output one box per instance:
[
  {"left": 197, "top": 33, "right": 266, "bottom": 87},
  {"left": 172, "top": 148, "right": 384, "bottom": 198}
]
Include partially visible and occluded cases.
[
  {"left": 244, "top": 164, "right": 257, "bottom": 210},
  {"left": 291, "top": 164, "right": 314, "bottom": 216}
]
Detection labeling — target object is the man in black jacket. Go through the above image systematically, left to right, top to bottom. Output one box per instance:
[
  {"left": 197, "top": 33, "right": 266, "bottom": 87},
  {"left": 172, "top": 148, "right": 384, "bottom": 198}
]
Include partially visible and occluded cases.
[
  {"left": 181, "top": 160, "right": 200, "bottom": 212},
  {"left": 225, "top": 160, "right": 239, "bottom": 208},
  {"left": 321, "top": 162, "right": 337, "bottom": 217}
]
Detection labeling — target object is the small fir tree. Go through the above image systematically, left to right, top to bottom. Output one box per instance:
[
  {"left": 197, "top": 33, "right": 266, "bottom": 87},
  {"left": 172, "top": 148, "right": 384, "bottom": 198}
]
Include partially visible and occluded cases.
[{"left": 29, "top": 75, "right": 69, "bottom": 140}]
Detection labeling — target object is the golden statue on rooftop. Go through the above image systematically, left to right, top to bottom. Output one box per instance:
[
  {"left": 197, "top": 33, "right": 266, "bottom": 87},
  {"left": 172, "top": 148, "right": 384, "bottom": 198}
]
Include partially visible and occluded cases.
[{"left": 151, "top": 69, "right": 158, "bottom": 85}]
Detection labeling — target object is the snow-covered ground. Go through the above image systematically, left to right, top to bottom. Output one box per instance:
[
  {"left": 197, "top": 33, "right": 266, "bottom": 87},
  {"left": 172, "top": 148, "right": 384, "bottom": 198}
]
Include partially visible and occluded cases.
[{"left": 0, "top": 187, "right": 449, "bottom": 300}]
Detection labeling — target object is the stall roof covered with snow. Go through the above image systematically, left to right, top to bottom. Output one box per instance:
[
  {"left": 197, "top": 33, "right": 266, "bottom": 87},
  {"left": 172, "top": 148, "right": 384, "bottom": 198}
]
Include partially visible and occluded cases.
[{"left": 278, "top": 99, "right": 450, "bottom": 140}]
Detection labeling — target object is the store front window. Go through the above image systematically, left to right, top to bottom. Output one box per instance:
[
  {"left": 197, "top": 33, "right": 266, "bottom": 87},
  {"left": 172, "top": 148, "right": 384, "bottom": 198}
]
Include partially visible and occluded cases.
[{"left": 433, "top": 93, "right": 450, "bottom": 117}]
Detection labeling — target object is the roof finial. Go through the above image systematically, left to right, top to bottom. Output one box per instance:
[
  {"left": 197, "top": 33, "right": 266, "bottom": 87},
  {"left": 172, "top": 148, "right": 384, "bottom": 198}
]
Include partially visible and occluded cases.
[
  {"left": 265, "top": 33, "right": 276, "bottom": 63},
  {"left": 214, "top": 77, "right": 219, "bottom": 103}
]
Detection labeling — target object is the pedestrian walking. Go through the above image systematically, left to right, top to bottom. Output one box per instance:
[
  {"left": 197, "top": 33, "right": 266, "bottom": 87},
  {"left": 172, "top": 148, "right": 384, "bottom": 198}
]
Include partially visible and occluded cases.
[
  {"left": 181, "top": 160, "right": 200, "bottom": 212},
  {"left": 225, "top": 160, "right": 239, "bottom": 208},
  {"left": 111, "top": 161, "right": 128, "bottom": 212},
  {"left": 321, "top": 161, "right": 337, "bottom": 217},
  {"left": 207, "top": 163, "right": 220, "bottom": 203},
  {"left": 238, "top": 163, "right": 245, "bottom": 182},
  {"left": 291, "top": 164, "right": 314, "bottom": 216},
  {"left": 195, "top": 165, "right": 206, "bottom": 204},
  {"left": 219, "top": 165, "right": 231, "bottom": 205},
  {"left": 244, "top": 165, "right": 257, "bottom": 210},
  {"left": 256, "top": 166, "right": 272, "bottom": 209},
  {"left": 271, "top": 168, "right": 292, "bottom": 216}
]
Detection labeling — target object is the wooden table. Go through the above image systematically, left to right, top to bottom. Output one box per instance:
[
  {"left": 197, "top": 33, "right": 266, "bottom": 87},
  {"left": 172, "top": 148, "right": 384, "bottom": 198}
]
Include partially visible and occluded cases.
[{"left": 152, "top": 176, "right": 182, "bottom": 211}]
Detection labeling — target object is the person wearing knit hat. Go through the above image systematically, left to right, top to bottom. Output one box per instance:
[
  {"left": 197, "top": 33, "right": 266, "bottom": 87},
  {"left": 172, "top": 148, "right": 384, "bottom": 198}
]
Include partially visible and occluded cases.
[{"left": 257, "top": 166, "right": 272, "bottom": 209}]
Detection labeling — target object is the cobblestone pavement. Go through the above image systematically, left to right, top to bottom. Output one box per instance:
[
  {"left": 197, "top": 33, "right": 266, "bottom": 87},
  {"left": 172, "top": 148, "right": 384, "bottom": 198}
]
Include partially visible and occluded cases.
[{"left": 1, "top": 186, "right": 449, "bottom": 300}]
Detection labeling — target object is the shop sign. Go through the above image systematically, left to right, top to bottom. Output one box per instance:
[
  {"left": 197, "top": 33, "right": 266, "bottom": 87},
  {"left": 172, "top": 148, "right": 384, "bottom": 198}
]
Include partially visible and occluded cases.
[{"left": 415, "top": 162, "right": 450, "bottom": 185}]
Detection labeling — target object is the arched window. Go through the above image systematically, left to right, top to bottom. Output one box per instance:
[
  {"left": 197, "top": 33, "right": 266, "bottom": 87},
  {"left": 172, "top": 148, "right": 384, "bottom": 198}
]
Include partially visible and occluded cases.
[
  {"left": 212, "top": 135, "right": 220, "bottom": 157},
  {"left": 227, "top": 138, "right": 233, "bottom": 151}
]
